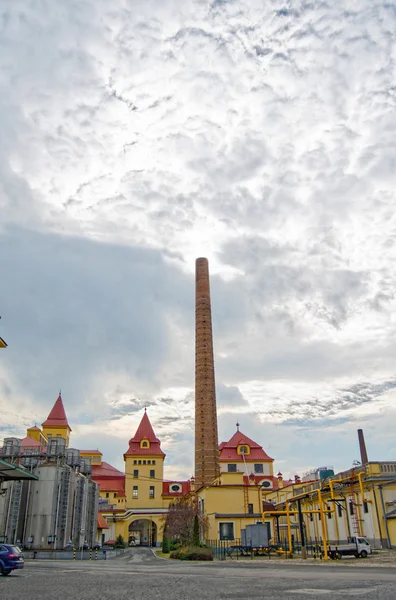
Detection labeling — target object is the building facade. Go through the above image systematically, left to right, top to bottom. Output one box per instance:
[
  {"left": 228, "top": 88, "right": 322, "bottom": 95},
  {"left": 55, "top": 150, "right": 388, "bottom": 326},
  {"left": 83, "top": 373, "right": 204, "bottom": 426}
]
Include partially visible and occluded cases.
[{"left": 0, "top": 395, "right": 99, "bottom": 549}]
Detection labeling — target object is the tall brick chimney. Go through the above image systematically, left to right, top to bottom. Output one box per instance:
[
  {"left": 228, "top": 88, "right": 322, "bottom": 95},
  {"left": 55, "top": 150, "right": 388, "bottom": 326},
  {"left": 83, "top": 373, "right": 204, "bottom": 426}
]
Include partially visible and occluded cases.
[
  {"left": 195, "top": 257, "right": 220, "bottom": 487},
  {"left": 358, "top": 428, "right": 369, "bottom": 465}
]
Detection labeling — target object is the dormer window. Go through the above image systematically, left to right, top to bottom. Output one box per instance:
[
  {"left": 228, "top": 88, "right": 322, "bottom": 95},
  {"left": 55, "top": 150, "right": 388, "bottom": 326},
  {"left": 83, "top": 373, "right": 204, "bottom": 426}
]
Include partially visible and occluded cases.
[
  {"left": 140, "top": 439, "right": 150, "bottom": 449},
  {"left": 237, "top": 444, "right": 250, "bottom": 455}
]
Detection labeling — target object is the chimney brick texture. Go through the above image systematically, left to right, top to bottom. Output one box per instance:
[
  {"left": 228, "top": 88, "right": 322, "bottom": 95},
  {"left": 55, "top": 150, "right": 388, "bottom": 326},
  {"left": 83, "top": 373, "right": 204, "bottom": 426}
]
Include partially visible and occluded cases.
[
  {"left": 195, "top": 257, "right": 220, "bottom": 487},
  {"left": 358, "top": 428, "right": 369, "bottom": 465}
]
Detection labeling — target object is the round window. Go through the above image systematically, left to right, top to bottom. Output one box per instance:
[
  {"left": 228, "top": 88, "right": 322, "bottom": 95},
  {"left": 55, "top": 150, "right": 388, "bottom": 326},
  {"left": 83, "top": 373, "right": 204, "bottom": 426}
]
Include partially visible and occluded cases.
[
  {"left": 261, "top": 481, "right": 271, "bottom": 488},
  {"left": 171, "top": 484, "right": 181, "bottom": 492}
]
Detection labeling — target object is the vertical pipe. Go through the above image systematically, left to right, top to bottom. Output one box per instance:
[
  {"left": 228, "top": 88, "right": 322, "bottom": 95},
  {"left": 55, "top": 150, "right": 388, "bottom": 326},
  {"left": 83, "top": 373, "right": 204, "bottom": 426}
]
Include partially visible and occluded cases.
[
  {"left": 378, "top": 485, "right": 391, "bottom": 549},
  {"left": 373, "top": 487, "right": 384, "bottom": 548},
  {"left": 317, "top": 491, "right": 328, "bottom": 561},
  {"left": 297, "top": 499, "right": 306, "bottom": 558},
  {"left": 286, "top": 502, "right": 292, "bottom": 555}
]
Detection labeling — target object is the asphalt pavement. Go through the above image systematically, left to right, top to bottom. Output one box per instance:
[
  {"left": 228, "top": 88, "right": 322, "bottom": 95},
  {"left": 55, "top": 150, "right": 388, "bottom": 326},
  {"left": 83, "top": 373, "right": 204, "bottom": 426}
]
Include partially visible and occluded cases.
[{"left": 1, "top": 547, "right": 395, "bottom": 599}]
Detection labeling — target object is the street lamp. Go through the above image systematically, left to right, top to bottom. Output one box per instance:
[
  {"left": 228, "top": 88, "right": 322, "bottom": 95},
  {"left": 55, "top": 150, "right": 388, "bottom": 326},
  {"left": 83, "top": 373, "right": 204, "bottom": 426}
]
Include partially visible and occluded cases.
[{"left": 80, "top": 529, "right": 85, "bottom": 560}]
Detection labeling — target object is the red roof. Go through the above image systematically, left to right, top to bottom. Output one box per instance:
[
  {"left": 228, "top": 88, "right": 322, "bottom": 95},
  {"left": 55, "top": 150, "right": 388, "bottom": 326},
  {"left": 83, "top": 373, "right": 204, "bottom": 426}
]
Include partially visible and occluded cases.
[
  {"left": 42, "top": 394, "right": 71, "bottom": 429},
  {"left": 124, "top": 411, "right": 165, "bottom": 457},
  {"left": 27, "top": 426, "right": 41, "bottom": 431},
  {"left": 219, "top": 429, "right": 273, "bottom": 461},
  {"left": 21, "top": 435, "right": 41, "bottom": 448},
  {"left": 91, "top": 461, "right": 124, "bottom": 478},
  {"left": 91, "top": 461, "right": 125, "bottom": 494},
  {"left": 97, "top": 480, "right": 125, "bottom": 493},
  {"left": 98, "top": 513, "right": 109, "bottom": 529}
]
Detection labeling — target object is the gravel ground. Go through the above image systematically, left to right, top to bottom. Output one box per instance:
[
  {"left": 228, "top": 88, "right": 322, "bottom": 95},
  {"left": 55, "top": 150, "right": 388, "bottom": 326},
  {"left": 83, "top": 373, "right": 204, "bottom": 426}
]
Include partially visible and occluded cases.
[{"left": 2, "top": 548, "right": 396, "bottom": 600}]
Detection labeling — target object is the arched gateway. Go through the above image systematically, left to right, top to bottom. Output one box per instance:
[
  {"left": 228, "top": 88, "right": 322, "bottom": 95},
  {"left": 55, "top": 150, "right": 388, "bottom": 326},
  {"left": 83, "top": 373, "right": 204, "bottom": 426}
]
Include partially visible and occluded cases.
[{"left": 128, "top": 519, "right": 157, "bottom": 547}]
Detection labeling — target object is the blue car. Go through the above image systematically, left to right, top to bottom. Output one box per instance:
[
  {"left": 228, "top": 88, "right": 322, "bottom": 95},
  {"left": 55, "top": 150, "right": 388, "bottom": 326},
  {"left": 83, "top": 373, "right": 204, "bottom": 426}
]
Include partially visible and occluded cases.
[{"left": 0, "top": 544, "right": 24, "bottom": 576}]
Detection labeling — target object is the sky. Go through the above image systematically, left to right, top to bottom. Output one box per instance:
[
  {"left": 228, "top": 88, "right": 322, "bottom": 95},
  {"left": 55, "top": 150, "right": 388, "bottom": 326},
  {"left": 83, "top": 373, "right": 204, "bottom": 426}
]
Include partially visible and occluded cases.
[{"left": 1, "top": 0, "right": 396, "bottom": 481}]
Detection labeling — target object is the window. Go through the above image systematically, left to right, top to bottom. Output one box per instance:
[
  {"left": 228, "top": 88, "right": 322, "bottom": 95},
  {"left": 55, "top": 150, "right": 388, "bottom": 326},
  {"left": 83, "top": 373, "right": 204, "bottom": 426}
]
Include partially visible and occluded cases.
[
  {"left": 142, "top": 441, "right": 148, "bottom": 448},
  {"left": 239, "top": 445, "right": 248, "bottom": 454},
  {"left": 134, "top": 460, "right": 137, "bottom": 465},
  {"left": 138, "top": 460, "right": 141, "bottom": 465},
  {"left": 143, "top": 460, "right": 146, "bottom": 465},
  {"left": 148, "top": 460, "right": 151, "bottom": 465},
  {"left": 152, "top": 460, "right": 156, "bottom": 465},
  {"left": 228, "top": 464, "right": 237, "bottom": 472},
  {"left": 254, "top": 464, "right": 264, "bottom": 473},
  {"left": 133, "top": 470, "right": 139, "bottom": 478},
  {"left": 150, "top": 470, "right": 155, "bottom": 478},
  {"left": 261, "top": 481, "right": 271, "bottom": 488},
  {"left": 170, "top": 484, "right": 181, "bottom": 492},
  {"left": 132, "top": 486, "right": 138, "bottom": 498},
  {"left": 149, "top": 486, "right": 155, "bottom": 499},
  {"left": 105, "top": 492, "right": 109, "bottom": 498},
  {"left": 113, "top": 493, "right": 117, "bottom": 498},
  {"left": 363, "top": 501, "right": 369, "bottom": 514},
  {"left": 349, "top": 502, "right": 354, "bottom": 516},
  {"left": 248, "top": 503, "right": 254, "bottom": 514},
  {"left": 337, "top": 504, "right": 343, "bottom": 518},
  {"left": 309, "top": 513, "right": 313, "bottom": 522},
  {"left": 219, "top": 522, "right": 234, "bottom": 541}
]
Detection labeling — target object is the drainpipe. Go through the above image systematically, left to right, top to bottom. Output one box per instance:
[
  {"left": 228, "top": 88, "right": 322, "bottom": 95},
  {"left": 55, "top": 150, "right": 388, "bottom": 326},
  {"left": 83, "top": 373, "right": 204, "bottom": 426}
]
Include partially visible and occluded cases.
[{"left": 378, "top": 485, "right": 391, "bottom": 549}]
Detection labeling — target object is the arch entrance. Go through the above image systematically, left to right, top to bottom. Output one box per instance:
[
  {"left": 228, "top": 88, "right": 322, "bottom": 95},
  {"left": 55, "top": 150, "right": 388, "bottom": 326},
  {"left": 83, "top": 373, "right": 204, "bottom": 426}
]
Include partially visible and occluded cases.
[{"left": 128, "top": 519, "right": 157, "bottom": 547}]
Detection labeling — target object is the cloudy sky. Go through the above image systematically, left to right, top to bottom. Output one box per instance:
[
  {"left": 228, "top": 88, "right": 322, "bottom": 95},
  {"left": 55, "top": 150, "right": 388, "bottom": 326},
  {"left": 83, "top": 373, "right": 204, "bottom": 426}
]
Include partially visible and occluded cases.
[{"left": 1, "top": 0, "right": 396, "bottom": 480}]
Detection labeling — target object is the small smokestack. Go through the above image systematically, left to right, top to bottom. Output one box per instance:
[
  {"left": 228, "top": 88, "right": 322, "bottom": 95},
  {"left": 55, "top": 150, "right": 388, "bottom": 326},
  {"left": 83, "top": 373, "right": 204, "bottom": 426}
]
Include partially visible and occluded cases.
[{"left": 358, "top": 429, "right": 368, "bottom": 465}]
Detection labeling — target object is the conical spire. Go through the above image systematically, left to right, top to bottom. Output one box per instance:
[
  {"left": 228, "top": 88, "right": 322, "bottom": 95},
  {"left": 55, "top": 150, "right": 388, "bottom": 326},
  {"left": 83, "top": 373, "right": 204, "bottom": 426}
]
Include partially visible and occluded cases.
[
  {"left": 42, "top": 393, "right": 71, "bottom": 429},
  {"left": 124, "top": 410, "right": 165, "bottom": 457}
]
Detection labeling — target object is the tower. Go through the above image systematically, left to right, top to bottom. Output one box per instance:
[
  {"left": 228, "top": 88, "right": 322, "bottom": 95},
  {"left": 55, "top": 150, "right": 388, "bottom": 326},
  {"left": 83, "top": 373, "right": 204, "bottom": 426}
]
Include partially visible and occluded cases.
[
  {"left": 195, "top": 257, "right": 219, "bottom": 487},
  {"left": 41, "top": 392, "right": 71, "bottom": 447},
  {"left": 123, "top": 410, "right": 165, "bottom": 509},
  {"left": 358, "top": 428, "right": 369, "bottom": 465}
]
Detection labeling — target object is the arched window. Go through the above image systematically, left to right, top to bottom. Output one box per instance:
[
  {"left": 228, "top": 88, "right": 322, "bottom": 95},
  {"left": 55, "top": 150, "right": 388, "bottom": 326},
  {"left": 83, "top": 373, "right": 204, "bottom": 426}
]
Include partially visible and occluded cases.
[
  {"left": 142, "top": 441, "right": 148, "bottom": 448},
  {"left": 240, "top": 445, "right": 248, "bottom": 454}
]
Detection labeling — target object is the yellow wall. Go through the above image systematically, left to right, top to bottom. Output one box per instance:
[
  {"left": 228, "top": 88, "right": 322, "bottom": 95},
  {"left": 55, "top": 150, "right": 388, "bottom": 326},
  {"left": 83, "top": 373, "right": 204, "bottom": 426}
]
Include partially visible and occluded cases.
[
  {"left": 41, "top": 424, "right": 71, "bottom": 447},
  {"left": 26, "top": 427, "right": 47, "bottom": 445},
  {"left": 80, "top": 451, "right": 102, "bottom": 466},
  {"left": 124, "top": 454, "right": 164, "bottom": 509}
]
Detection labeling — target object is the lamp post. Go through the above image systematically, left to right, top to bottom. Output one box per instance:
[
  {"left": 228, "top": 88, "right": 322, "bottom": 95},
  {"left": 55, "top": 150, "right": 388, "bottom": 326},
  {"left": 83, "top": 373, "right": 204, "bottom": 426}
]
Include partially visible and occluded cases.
[{"left": 80, "top": 529, "right": 85, "bottom": 560}]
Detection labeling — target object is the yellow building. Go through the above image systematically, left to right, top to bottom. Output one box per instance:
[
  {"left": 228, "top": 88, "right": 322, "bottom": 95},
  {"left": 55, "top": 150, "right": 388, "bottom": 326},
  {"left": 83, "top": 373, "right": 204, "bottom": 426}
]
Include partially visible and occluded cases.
[
  {"left": 92, "top": 411, "right": 192, "bottom": 547},
  {"left": 195, "top": 427, "right": 278, "bottom": 542},
  {"left": 263, "top": 462, "right": 396, "bottom": 550}
]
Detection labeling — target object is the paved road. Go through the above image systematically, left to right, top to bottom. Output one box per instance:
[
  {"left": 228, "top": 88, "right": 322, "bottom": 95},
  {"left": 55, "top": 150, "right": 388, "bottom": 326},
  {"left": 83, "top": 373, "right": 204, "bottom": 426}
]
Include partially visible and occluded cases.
[{"left": 2, "top": 548, "right": 395, "bottom": 599}]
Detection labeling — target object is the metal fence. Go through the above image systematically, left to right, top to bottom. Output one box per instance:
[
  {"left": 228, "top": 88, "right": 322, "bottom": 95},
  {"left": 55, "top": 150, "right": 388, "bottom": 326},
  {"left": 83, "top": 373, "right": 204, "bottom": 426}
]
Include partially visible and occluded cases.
[{"left": 206, "top": 538, "right": 337, "bottom": 560}]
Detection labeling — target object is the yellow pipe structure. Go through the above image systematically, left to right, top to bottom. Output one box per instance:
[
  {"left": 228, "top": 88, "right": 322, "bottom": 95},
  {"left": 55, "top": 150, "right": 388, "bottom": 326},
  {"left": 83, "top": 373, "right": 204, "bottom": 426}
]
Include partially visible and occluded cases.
[
  {"left": 357, "top": 472, "right": 371, "bottom": 504},
  {"left": 317, "top": 490, "right": 328, "bottom": 561},
  {"left": 286, "top": 501, "right": 292, "bottom": 555}
]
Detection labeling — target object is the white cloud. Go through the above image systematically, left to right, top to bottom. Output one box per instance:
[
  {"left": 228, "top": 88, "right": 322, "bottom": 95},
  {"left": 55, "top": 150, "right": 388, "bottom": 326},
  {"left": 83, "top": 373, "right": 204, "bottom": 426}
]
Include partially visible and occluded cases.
[{"left": 1, "top": 0, "right": 396, "bottom": 479}]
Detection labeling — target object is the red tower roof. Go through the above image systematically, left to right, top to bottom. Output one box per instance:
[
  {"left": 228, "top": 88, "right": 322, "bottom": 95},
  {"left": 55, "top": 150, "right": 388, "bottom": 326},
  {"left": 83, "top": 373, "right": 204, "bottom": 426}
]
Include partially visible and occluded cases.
[
  {"left": 42, "top": 393, "right": 71, "bottom": 429},
  {"left": 124, "top": 410, "right": 165, "bottom": 457},
  {"left": 218, "top": 429, "right": 273, "bottom": 461}
]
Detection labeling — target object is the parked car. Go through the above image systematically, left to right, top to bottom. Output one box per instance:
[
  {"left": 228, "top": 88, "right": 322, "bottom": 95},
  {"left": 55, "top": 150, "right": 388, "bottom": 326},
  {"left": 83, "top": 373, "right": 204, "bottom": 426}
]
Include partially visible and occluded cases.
[{"left": 0, "top": 544, "right": 24, "bottom": 576}]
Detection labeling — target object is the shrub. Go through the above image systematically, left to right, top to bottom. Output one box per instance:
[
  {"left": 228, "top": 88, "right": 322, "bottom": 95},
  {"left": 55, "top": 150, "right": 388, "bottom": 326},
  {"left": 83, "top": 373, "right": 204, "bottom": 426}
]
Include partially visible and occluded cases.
[
  {"left": 192, "top": 515, "right": 200, "bottom": 546},
  {"left": 162, "top": 525, "right": 170, "bottom": 553},
  {"left": 115, "top": 535, "right": 125, "bottom": 549},
  {"left": 169, "top": 539, "right": 182, "bottom": 551},
  {"left": 170, "top": 546, "right": 213, "bottom": 561}
]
